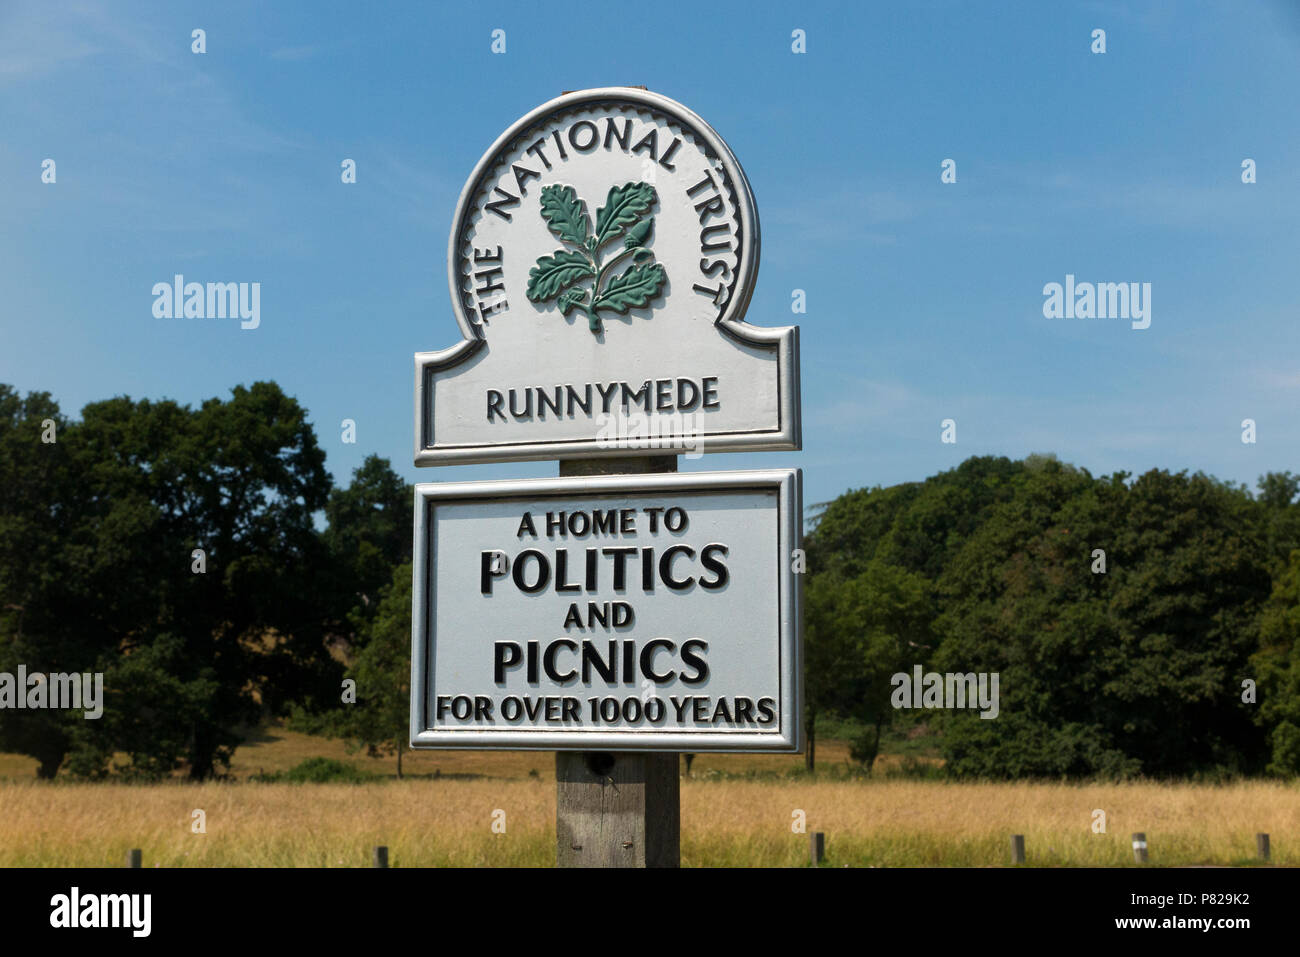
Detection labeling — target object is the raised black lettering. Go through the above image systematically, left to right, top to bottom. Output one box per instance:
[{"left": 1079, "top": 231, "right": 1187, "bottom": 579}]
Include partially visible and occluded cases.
[
  {"left": 604, "top": 117, "right": 633, "bottom": 151},
  {"left": 568, "top": 120, "right": 598, "bottom": 152},
  {"left": 630, "top": 128, "right": 659, "bottom": 161},
  {"left": 659, "top": 136, "right": 682, "bottom": 170},
  {"left": 524, "top": 139, "right": 552, "bottom": 170},
  {"left": 512, "top": 164, "right": 540, "bottom": 195},
  {"left": 686, "top": 171, "right": 716, "bottom": 197},
  {"left": 485, "top": 186, "right": 520, "bottom": 222},
  {"left": 694, "top": 195, "right": 724, "bottom": 223},
  {"left": 701, "top": 223, "right": 731, "bottom": 251},
  {"left": 693, "top": 281, "right": 727, "bottom": 306},
  {"left": 702, "top": 376, "right": 720, "bottom": 409},
  {"left": 655, "top": 378, "right": 672, "bottom": 411},
  {"left": 620, "top": 379, "right": 651, "bottom": 411},
  {"left": 596, "top": 381, "right": 620, "bottom": 412},
  {"left": 565, "top": 384, "right": 592, "bottom": 416},
  {"left": 537, "top": 385, "right": 562, "bottom": 419},
  {"left": 508, "top": 388, "right": 533, "bottom": 418},
  {"left": 593, "top": 510, "right": 616, "bottom": 536},
  {"left": 699, "top": 543, "right": 729, "bottom": 589},
  {"left": 659, "top": 544, "right": 695, "bottom": 590},
  {"left": 602, "top": 546, "right": 636, "bottom": 589},
  {"left": 512, "top": 549, "right": 550, "bottom": 593},
  {"left": 554, "top": 549, "right": 580, "bottom": 592},
  {"left": 482, "top": 550, "right": 507, "bottom": 594},
  {"left": 622, "top": 639, "right": 636, "bottom": 683},
  {"left": 640, "top": 639, "right": 676, "bottom": 683},
  {"left": 680, "top": 639, "right": 709, "bottom": 684},
  {"left": 544, "top": 640, "right": 578, "bottom": 682},
  {"left": 582, "top": 640, "right": 617, "bottom": 682},
  {"left": 494, "top": 642, "right": 522, "bottom": 683}
]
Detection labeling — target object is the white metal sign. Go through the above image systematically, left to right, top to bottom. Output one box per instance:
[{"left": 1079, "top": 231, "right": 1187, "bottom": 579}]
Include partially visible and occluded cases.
[
  {"left": 414, "top": 88, "right": 800, "bottom": 465},
  {"left": 410, "top": 469, "right": 802, "bottom": 750}
]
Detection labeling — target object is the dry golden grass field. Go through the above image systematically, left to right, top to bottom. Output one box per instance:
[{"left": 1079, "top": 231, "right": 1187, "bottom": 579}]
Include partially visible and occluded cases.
[{"left": 1, "top": 728, "right": 1296, "bottom": 867}]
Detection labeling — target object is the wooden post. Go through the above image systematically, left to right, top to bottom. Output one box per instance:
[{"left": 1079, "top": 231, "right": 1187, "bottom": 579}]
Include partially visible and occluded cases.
[
  {"left": 556, "top": 456, "right": 680, "bottom": 868},
  {"left": 556, "top": 751, "right": 680, "bottom": 867},
  {"left": 810, "top": 832, "right": 825, "bottom": 866},
  {"left": 1132, "top": 832, "right": 1148, "bottom": 864},
  {"left": 1256, "top": 833, "right": 1270, "bottom": 862},
  {"left": 1010, "top": 834, "right": 1025, "bottom": 864},
  {"left": 373, "top": 845, "right": 388, "bottom": 868},
  {"left": 126, "top": 848, "right": 141, "bottom": 868}
]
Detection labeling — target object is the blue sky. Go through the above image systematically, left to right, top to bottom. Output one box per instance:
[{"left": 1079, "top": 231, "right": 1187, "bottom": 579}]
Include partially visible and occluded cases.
[{"left": 2, "top": 0, "right": 1298, "bottom": 511}]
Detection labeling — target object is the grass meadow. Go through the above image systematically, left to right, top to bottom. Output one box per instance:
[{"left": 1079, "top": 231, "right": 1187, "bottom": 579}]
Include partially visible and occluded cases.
[{"left": 1, "top": 727, "right": 1295, "bottom": 867}]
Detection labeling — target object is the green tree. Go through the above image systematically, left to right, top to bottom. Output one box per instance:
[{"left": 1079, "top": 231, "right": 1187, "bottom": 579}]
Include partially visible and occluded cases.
[
  {"left": 1, "top": 382, "right": 339, "bottom": 779},
  {"left": 0, "top": 386, "right": 85, "bottom": 777},
  {"left": 322, "top": 454, "right": 412, "bottom": 627},
  {"left": 802, "top": 456, "right": 1023, "bottom": 769},
  {"left": 290, "top": 458, "right": 412, "bottom": 767},
  {"left": 934, "top": 462, "right": 1134, "bottom": 777},
  {"left": 935, "top": 466, "right": 1272, "bottom": 778},
  {"left": 1257, "top": 471, "right": 1300, "bottom": 573},
  {"left": 1253, "top": 549, "right": 1300, "bottom": 774},
  {"left": 812, "top": 561, "right": 932, "bottom": 770},
  {"left": 335, "top": 562, "right": 412, "bottom": 776}
]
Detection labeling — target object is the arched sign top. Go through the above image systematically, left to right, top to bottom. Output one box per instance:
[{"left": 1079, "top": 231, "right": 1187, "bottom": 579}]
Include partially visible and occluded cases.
[
  {"left": 416, "top": 87, "right": 799, "bottom": 467},
  {"left": 446, "top": 88, "right": 760, "bottom": 341}
]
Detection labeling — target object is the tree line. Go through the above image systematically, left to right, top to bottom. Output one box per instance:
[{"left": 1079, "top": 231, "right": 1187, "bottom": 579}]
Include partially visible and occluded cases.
[
  {"left": 0, "top": 382, "right": 409, "bottom": 779},
  {"left": 2, "top": 383, "right": 1297, "bottom": 779},
  {"left": 805, "top": 453, "right": 1300, "bottom": 778}
]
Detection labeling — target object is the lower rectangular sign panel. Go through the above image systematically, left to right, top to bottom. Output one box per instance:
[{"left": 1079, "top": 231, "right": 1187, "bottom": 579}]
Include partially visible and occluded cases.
[{"left": 410, "top": 469, "right": 802, "bottom": 751}]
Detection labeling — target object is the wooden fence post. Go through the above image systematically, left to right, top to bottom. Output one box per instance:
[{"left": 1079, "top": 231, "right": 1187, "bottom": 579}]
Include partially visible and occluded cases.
[
  {"left": 810, "top": 832, "right": 825, "bottom": 866},
  {"left": 1132, "top": 832, "right": 1148, "bottom": 864},
  {"left": 1256, "top": 833, "right": 1270, "bottom": 862},
  {"left": 1010, "top": 834, "right": 1025, "bottom": 864},
  {"left": 373, "top": 845, "right": 388, "bottom": 868},
  {"left": 126, "top": 848, "right": 141, "bottom": 868}
]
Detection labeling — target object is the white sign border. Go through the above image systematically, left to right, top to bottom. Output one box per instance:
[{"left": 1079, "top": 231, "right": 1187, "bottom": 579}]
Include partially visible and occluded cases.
[
  {"left": 413, "top": 87, "right": 801, "bottom": 467},
  {"left": 409, "top": 468, "right": 804, "bottom": 751}
]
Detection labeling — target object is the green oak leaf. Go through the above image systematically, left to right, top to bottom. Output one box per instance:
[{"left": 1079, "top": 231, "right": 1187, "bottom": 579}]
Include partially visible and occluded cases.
[
  {"left": 595, "top": 182, "right": 656, "bottom": 247},
  {"left": 538, "top": 185, "right": 590, "bottom": 245},
  {"left": 623, "top": 216, "right": 653, "bottom": 249},
  {"left": 526, "top": 249, "right": 595, "bottom": 302},
  {"left": 594, "top": 262, "right": 667, "bottom": 314},
  {"left": 558, "top": 288, "right": 588, "bottom": 315}
]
